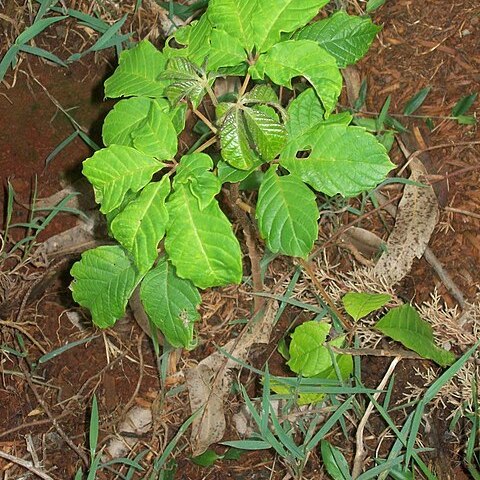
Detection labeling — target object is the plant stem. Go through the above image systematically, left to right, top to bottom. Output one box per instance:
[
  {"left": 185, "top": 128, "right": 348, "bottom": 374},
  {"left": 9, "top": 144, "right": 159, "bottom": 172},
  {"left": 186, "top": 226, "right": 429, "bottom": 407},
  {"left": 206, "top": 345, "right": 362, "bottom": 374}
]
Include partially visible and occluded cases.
[
  {"left": 238, "top": 73, "right": 251, "bottom": 98},
  {"left": 205, "top": 83, "right": 219, "bottom": 107},
  {"left": 192, "top": 108, "right": 217, "bottom": 133},
  {"left": 194, "top": 135, "right": 217, "bottom": 153},
  {"left": 228, "top": 184, "right": 264, "bottom": 313},
  {"left": 298, "top": 258, "right": 352, "bottom": 331}
]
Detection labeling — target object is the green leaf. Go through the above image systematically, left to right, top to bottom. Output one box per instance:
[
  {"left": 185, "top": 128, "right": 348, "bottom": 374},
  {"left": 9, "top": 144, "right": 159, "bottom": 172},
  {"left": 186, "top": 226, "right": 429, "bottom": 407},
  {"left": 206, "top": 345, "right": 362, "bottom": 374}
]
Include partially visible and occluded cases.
[
  {"left": 159, "top": 0, "right": 208, "bottom": 21},
  {"left": 207, "top": 0, "right": 255, "bottom": 52},
  {"left": 252, "top": 0, "right": 330, "bottom": 54},
  {"left": 366, "top": 0, "right": 386, "bottom": 13},
  {"left": 295, "top": 11, "right": 381, "bottom": 68},
  {"left": 166, "top": 14, "right": 247, "bottom": 72},
  {"left": 165, "top": 15, "right": 211, "bottom": 66},
  {"left": 207, "top": 28, "right": 248, "bottom": 72},
  {"left": 104, "top": 40, "right": 167, "bottom": 98},
  {"left": 251, "top": 40, "right": 342, "bottom": 116},
  {"left": 161, "top": 57, "right": 212, "bottom": 108},
  {"left": 244, "top": 84, "right": 279, "bottom": 104},
  {"left": 403, "top": 87, "right": 431, "bottom": 115},
  {"left": 286, "top": 88, "right": 353, "bottom": 141},
  {"left": 286, "top": 88, "right": 325, "bottom": 138},
  {"left": 451, "top": 93, "right": 477, "bottom": 117},
  {"left": 377, "top": 95, "right": 391, "bottom": 131},
  {"left": 102, "top": 97, "right": 151, "bottom": 147},
  {"left": 102, "top": 97, "right": 187, "bottom": 142},
  {"left": 103, "top": 98, "right": 186, "bottom": 147},
  {"left": 131, "top": 100, "right": 178, "bottom": 159},
  {"left": 243, "top": 106, "right": 287, "bottom": 161},
  {"left": 219, "top": 107, "right": 262, "bottom": 170},
  {"left": 455, "top": 115, "right": 476, "bottom": 125},
  {"left": 280, "top": 124, "right": 394, "bottom": 197},
  {"left": 377, "top": 130, "right": 395, "bottom": 152},
  {"left": 82, "top": 145, "right": 164, "bottom": 214},
  {"left": 173, "top": 153, "right": 221, "bottom": 210},
  {"left": 217, "top": 160, "right": 262, "bottom": 184},
  {"left": 256, "top": 166, "right": 319, "bottom": 258},
  {"left": 110, "top": 178, "right": 170, "bottom": 274},
  {"left": 165, "top": 185, "right": 242, "bottom": 288},
  {"left": 71, "top": 246, "right": 142, "bottom": 328},
  {"left": 140, "top": 257, "right": 201, "bottom": 348},
  {"left": 342, "top": 292, "right": 391, "bottom": 321},
  {"left": 375, "top": 304, "right": 456, "bottom": 367},
  {"left": 287, "top": 321, "right": 331, "bottom": 377},
  {"left": 320, "top": 440, "right": 352, "bottom": 480},
  {"left": 223, "top": 447, "right": 242, "bottom": 461},
  {"left": 191, "top": 449, "right": 221, "bottom": 467}
]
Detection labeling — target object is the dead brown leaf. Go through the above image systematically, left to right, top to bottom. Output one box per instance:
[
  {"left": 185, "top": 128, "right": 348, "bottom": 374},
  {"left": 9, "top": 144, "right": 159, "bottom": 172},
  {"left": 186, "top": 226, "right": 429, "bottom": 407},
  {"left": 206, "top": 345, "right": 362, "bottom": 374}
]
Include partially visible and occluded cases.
[
  {"left": 374, "top": 159, "right": 439, "bottom": 285},
  {"left": 186, "top": 300, "right": 278, "bottom": 456}
]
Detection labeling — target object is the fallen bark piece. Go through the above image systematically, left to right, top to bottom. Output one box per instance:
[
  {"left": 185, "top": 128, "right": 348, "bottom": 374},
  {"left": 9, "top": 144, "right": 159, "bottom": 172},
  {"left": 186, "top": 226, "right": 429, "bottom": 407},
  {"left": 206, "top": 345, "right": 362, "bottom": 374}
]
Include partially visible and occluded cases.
[
  {"left": 374, "top": 158, "right": 439, "bottom": 285},
  {"left": 186, "top": 300, "right": 278, "bottom": 456}
]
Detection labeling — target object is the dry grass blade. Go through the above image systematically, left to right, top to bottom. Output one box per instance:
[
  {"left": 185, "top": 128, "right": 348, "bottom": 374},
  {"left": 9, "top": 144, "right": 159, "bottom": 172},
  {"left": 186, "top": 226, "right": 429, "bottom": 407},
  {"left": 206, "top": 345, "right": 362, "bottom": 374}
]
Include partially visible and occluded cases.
[
  {"left": 374, "top": 158, "right": 439, "bottom": 285},
  {"left": 186, "top": 300, "right": 278, "bottom": 456}
]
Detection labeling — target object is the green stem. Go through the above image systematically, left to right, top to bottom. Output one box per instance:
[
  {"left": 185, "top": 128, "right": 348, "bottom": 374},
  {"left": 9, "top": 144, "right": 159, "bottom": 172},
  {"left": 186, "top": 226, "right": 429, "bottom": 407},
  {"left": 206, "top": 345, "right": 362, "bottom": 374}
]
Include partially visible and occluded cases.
[
  {"left": 238, "top": 73, "right": 251, "bottom": 98},
  {"left": 205, "top": 83, "right": 218, "bottom": 107},
  {"left": 192, "top": 108, "right": 217, "bottom": 134},
  {"left": 194, "top": 135, "right": 217, "bottom": 153}
]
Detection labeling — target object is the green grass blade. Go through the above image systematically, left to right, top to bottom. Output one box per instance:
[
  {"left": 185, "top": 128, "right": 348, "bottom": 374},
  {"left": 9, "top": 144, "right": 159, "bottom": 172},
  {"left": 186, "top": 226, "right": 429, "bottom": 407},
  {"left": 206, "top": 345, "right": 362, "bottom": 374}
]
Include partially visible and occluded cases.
[
  {"left": 35, "top": 0, "right": 61, "bottom": 20},
  {"left": 50, "top": 6, "right": 108, "bottom": 32},
  {"left": 88, "top": 15, "right": 128, "bottom": 52},
  {"left": 15, "top": 16, "right": 67, "bottom": 45},
  {"left": 19, "top": 44, "right": 67, "bottom": 66},
  {"left": 0, "top": 46, "right": 20, "bottom": 82},
  {"left": 403, "top": 87, "right": 431, "bottom": 115},
  {"left": 451, "top": 93, "right": 478, "bottom": 117},
  {"left": 376, "top": 95, "right": 391, "bottom": 131},
  {"left": 78, "top": 130, "right": 100, "bottom": 151},
  {"left": 45, "top": 131, "right": 79, "bottom": 165},
  {"left": 0, "top": 181, "right": 15, "bottom": 257},
  {"left": 252, "top": 292, "right": 328, "bottom": 314},
  {"left": 38, "top": 335, "right": 99, "bottom": 364},
  {"left": 405, "top": 340, "right": 480, "bottom": 467},
  {"left": 466, "top": 378, "right": 479, "bottom": 474},
  {"left": 89, "top": 395, "right": 99, "bottom": 458},
  {"left": 305, "top": 396, "right": 354, "bottom": 451},
  {"left": 152, "top": 411, "right": 198, "bottom": 472},
  {"left": 222, "top": 439, "right": 272, "bottom": 450},
  {"left": 125, "top": 450, "right": 149, "bottom": 480},
  {"left": 356, "top": 456, "right": 405, "bottom": 480},
  {"left": 100, "top": 457, "right": 144, "bottom": 470}
]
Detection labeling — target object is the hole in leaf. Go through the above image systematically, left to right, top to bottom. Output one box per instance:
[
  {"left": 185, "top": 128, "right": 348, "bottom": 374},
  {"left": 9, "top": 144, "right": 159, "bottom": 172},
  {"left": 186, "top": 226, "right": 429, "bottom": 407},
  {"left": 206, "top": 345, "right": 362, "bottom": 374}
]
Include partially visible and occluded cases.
[{"left": 296, "top": 149, "right": 311, "bottom": 159}]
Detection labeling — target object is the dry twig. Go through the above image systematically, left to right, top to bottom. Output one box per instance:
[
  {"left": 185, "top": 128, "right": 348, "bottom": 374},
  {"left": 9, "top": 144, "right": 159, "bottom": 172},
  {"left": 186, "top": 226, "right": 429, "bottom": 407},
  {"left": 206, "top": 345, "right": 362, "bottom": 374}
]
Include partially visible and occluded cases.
[{"left": 352, "top": 357, "right": 401, "bottom": 479}]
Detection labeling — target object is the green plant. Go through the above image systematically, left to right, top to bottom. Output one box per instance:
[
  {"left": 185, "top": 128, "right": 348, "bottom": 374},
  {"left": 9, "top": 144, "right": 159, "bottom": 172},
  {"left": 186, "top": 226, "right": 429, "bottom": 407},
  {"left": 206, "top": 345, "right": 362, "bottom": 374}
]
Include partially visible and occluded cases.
[
  {"left": 0, "top": 0, "right": 134, "bottom": 82},
  {"left": 70, "top": 0, "right": 394, "bottom": 348},
  {"left": 0, "top": 180, "right": 85, "bottom": 263},
  {"left": 342, "top": 293, "right": 456, "bottom": 367},
  {"left": 74, "top": 395, "right": 144, "bottom": 479}
]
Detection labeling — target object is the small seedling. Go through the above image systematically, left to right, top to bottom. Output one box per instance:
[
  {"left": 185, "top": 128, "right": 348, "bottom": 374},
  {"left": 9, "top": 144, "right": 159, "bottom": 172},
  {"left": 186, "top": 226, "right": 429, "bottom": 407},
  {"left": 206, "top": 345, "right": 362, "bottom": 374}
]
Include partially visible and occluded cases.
[{"left": 70, "top": 0, "right": 393, "bottom": 349}]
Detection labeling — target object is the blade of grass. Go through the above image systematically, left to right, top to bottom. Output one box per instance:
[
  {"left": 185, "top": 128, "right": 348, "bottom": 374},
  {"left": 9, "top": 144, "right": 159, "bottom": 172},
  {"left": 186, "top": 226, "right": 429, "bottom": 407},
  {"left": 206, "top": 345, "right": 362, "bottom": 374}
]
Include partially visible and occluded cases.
[
  {"left": 35, "top": 0, "right": 61, "bottom": 20},
  {"left": 88, "top": 15, "right": 128, "bottom": 52},
  {"left": 15, "top": 16, "right": 67, "bottom": 45},
  {"left": 19, "top": 44, "right": 67, "bottom": 67},
  {"left": 0, "top": 46, "right": 20, "bottom": 82},
  {"left": 403, "top": 87, "right": 431, "bottom": 115},
  {"left": 45, "top": 131, "right": 79, "bottom": 166},
  {"left": 38, "top": 335, "right": 99, "bottom": 364},
  {"left": 405, "top": 340, "right": 480, "bottom": 467},
  {"left": 89, "top": 395, "right": 99, "bottom": 459},
  {"left": 304, "top": 396, "right": 354, "bottom": 451},
  {"left": 152, "top": 411, "right": 198, "bottom": 473}
]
